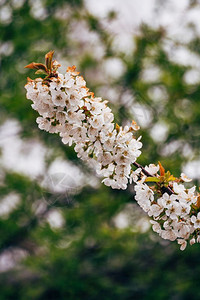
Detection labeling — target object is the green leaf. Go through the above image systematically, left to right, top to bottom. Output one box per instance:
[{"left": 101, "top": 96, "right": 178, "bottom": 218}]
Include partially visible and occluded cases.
[
  {"left": 35, "top": 69, "right": 48, "bottom": 75},
  {"left": 145, "top": 177, "right": 160, "bottom": 182}
]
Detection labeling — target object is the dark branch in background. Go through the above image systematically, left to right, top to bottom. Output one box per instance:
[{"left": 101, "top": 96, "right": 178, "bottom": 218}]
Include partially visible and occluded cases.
[{"left": 133, "top": 162, "right": 174, "bottom": 195}]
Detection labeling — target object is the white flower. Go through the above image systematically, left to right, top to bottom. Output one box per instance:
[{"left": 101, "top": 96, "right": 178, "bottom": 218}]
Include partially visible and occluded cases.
[
  {"left": 62, "top": 73, "right": 75, "bottom": 88},
  {"left": 49, "top": 76, "right": 63, "bottom": 91},
  {"left": 76, "top": 76, "right": 86, "bottom": 87},
  {"left": 25, "top": 82, "right": 38, "bottom": 101},
  {"left": 78, "top": 86, "right": 89, "bottom": 98},
  {"left": 51, "top": 89, "right": 67, "bottom": 107},
  {"left": 67, "top": 90, "right": 82, "bottom": 109},
  {"left": 42, "top": 92, "right": 53, "bottom": 105},
  {"left": 90, "top": 100, "right": 104, "bottom": 115},
  {"left": 102, "top": 107, "right": 114, "bottom": 123},
  {"left": 66, "top": 110, "right": 85, "bottom": 125},
  {"left": 56, "top": 111, "right": 67, "bottom": 124},
  {"left": 89, "top": 114, "right": 104, "bottom": 129},
  {"left": 36, "top": 117, "right": 51, "bottom": 132},
  {"left": 129, "top": 120, "right": 140, "bottom": 131},
  {"left": 60, "top": 124, "right": 73, "bottom": 146},
  {"left": 100, "top": 124, "right": 115, "bottom": 142},
  {"left": 73, "top": 125, "right": 88, "bottom": 142},
  {"left": 87, "top": 126, "right": 99, "bottom": 141},
  {"left": 101, "top": 130, "right": 116, "bottom": 150},
  {"left": 117, "top": 131, "right": 132, "bottom": 144},
  {"left": 127, "top": 138, "right": 142, "bottom": 158},
  {"left": 93, "top": 140, "right": 103, "bottom": 156},
  {"left": 74, "top": 142, "right": 86, "bottom": 157},
  {"left": 97, "top": 152, "right": 113, "bottom": 166},
  {"left": 115, "top": 152, "right": 131, "bottom": 165},
  {"left": 96, "top": 164, "right": 115, "bottom": 177},
  {"left": 145, "top": 164, "right": 159, "bottom": 175},
  {"left": 115, "top": 165, "right": 131, "bottom": 177},
  {"left": 129, "top": 168, "right": 141, "bottom": 183},
  {"left": 181, "top": 173, "right": 192, "bottom": 182},
  {"left": 113, "top": 174, "right": 128, "bottom": 188},
  {"left": 102, "top": 178, "right": 118, "bottom": 189},
  {"left": 135, "top": 182, "right": 154, "bottom": 202},
  {"left": 173, "top": 182, "right": 185, "bottom": 194},
  {"left": 180, "top": 186, "right": 197, "bottom": 204},
  {"left": 162, "top": 193, "right": 175, "bottom": 208},
  {"left": 135, "top": 197, "right": 151, "bottom": 213},
  {"left": 148, "top": 197, "right": 164, "bottom": 217},
  {"left": 165, "top": 202, "right": 181, "bottom": 220},
  {"left": 179, "top": 202, "right": 191, "bottom": 217},
  {"left": 191, "top": 212, "right": 200, "bottom": 229},
  {"left": 150, "top": 220, "right": 161, "bottom": 233},
  {"left": 175, "top": 222, "right": 190, "bottom": 239},
  {"left": 161, "top": 229, "right": 177, "bottom": 241},
  {"left": 190, "top": 238, "right": 195, "bottom": 245},
  {"left": 177, "top": 239, "right": 187, "bottom": 251}
]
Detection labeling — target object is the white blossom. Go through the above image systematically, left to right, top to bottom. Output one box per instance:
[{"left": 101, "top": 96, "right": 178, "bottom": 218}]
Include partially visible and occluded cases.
[
  {"left": 51, "top": 89, "right": 67, "bottom": 107},
  {"left": 145, "top": 164, "right": 159, "bottom": 175},
  {"left": 181, "top": 173, "right": 192, "bottom": 182},
  {"left": 191, "top": 212, "right": 200, "bottom": 229},
  {"left": 177, "top": 239, "right": 187, "bottom": 251}
]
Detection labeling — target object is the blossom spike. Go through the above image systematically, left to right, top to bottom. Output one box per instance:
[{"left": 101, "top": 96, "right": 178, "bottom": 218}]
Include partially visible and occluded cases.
[{"left": 24, "top": 51, "right": 142, "bottom": 191}]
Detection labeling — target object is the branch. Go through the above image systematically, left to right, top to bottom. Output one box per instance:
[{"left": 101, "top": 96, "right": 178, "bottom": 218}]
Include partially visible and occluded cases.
[{"left": 133, "top": 162, "right": 174, "bottom": 195}]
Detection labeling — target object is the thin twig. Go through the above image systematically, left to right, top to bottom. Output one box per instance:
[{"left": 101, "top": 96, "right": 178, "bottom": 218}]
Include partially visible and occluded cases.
[{"left": 133, "top": 161, "right": 174, "bottom": 195}]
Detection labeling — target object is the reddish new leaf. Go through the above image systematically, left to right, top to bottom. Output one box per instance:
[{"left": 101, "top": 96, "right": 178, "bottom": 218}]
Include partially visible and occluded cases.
[
  {"left": 45, "top": 50, "right": 54, "bottom": 71},
  {"left": 25, "top": 62, "right": 48, "bottom": 73},
  {"left": 158, "top": 161, "right": 165, "bottom": 176},
  {"left": 197, "top": 195, "right": 200, "bottom": 209}
]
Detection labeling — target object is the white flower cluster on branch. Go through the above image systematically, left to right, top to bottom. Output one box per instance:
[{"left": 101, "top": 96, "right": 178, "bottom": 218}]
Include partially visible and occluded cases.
[
  {"left": 24, "top": 51, "right": 200, "bottom": 251},
  {"left": 25, "top": 54, "right": 142, "bottom": 190},
  {"left": 135, "top": 164, "right": 200, "bottom": 250}
]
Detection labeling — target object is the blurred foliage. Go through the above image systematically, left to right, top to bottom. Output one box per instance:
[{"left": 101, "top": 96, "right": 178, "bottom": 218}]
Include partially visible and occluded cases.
[{"left": 0, "top": 0, "right": 200, "bottom": 299}]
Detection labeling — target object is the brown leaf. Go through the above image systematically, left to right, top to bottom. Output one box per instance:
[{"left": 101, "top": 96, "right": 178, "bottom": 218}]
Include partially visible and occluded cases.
[
  {"left": 45, "top": 50, "right": 54, "bottom": 70},
  {"left": 25, "top": 62, "right": 48, "bottom": 73},
  {"left": 196, "top": 195, "right": 200, "bottom": 208}
]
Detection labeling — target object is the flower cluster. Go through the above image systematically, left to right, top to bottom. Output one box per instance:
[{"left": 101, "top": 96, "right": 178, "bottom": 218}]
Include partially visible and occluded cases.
[
  {"left": 25, "top": 51, "right": 200, "bottom": 251},
  {"left": 24, "top": 52, "right": 142, "bottom": 189},
  {"left": 134, "top": 164, "right": 200, "bottom": 250}
]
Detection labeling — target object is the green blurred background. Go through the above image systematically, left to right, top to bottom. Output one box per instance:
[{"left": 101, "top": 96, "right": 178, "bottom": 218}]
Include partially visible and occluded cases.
[{"left": 0, "top": 0, "right": 200, "bottom": 299}]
